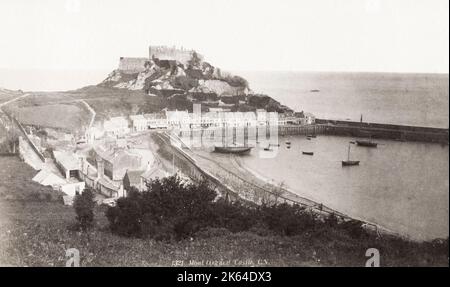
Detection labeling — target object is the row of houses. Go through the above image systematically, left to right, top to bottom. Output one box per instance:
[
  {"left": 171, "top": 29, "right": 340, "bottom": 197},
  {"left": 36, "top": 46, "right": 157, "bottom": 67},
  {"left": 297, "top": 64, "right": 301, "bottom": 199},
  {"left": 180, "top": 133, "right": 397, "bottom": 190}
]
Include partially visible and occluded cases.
[
  {"left": 99, "top": 109, "right": 316, "bottom": 138},
  {"left": 92, "top": 142, "right": 170, "bottom": 198},
  {"left": 34, "top": 143, "right": 170, "bottom": 201},
  {"left": 32, "top": 150, "right": 86, "bottom": 197}
]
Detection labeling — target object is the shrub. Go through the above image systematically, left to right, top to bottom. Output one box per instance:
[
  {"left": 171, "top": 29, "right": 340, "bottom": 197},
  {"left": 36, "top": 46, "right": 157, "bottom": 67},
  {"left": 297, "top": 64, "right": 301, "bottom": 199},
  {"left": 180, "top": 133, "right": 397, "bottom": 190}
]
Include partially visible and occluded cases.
[
  {"left": 105, "top": 174, "right": 378, "bottom": 242},
  {"left": 106, "top": 176, "right": 217, "bottom": 240},
  {"left": 73, "top": 189, "right": 96, "bottom": 231},
  {"left": 259, "top": 203, "right": 316, "bottom": 236}
]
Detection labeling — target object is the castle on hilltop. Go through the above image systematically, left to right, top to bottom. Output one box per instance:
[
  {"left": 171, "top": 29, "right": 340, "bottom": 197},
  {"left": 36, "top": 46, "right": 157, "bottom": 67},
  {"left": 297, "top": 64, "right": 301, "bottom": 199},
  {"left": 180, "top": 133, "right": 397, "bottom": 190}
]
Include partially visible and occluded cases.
[
  {"left": 118, "top": 45, "right": 203, "bottom": 74},
  {"left": 149, "top": 45, "right": 203, "bottom": 64}
]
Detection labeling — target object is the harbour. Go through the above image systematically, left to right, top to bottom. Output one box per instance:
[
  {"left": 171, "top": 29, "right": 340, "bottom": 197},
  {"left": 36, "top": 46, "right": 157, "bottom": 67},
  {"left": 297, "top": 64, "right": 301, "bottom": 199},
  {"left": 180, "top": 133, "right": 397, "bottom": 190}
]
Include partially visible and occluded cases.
[{"left": 173, "top": 123, "right": 449, "bottom": 242}]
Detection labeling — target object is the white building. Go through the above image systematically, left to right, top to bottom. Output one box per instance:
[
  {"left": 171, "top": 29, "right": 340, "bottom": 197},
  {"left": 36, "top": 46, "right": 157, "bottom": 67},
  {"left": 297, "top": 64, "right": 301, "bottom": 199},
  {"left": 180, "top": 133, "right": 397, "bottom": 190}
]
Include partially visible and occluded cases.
[
  {"left": 256, "top": 109, "right": 267, "bottom": 125},
  {"left": 166, "top": 110, "right": 190, "bottom": 129},
  {"left": 304, "top": 112, "right": 316, "bottom": 125},
  {"left": 144, "top": 113, "right": 168, "bottom": 129},
  {"left": 130, "top": 115, "right": 147, "bottom": 132},
  {"left": 104, "top": 116, "right": 130, "bottom": 137},
  {"left": 86, "top": 126, "right": 105, "bottom": 143},
  {"left": 53, "top": 151, "right": 81, "bottom": 180}
]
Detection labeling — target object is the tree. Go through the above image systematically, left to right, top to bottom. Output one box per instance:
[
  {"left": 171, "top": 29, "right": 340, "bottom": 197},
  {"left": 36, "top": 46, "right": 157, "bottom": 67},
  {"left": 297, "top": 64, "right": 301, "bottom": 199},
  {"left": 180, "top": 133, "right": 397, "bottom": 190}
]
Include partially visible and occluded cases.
[{"left": 73, "top": 189, "right": 96, "bottom": 231}]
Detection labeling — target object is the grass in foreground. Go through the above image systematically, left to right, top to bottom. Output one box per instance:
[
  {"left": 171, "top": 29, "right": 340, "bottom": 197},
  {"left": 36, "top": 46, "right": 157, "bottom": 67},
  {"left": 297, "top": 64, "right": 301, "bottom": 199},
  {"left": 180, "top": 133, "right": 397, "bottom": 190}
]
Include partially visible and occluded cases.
[
  {"left": 0, "top": 156, "right": 448, "bottom": 267},
  {"left": 0, "top": 200, "right": 448, "bottom": 267}
]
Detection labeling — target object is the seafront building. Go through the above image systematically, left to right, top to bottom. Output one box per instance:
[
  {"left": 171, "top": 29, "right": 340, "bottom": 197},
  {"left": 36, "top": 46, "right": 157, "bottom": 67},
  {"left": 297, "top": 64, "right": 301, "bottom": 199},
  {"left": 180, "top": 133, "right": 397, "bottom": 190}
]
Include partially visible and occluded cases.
[
  {"left": 29, "top": 107, "right": 315, "bottom": 203},
  {"left": 98, "top": 108, "right": 314, "bottom": 138}
]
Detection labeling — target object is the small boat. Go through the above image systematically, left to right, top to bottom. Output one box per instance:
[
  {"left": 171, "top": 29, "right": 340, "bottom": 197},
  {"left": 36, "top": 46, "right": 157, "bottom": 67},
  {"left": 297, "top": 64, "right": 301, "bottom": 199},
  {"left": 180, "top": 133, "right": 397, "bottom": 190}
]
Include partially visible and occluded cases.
[
  {"left": 310, "top": 89, "right": 320, "bottom": 93},
  {"left": 356, "top": 140, "right": 378, "bottom": 148},
  {"left": 286, "top": 141, "right": 291, "bottom": 145},
  {"left": 270, "top": 143, "right": 281, "bottom": 147},
  {"left": 342, "top": 143, "right": 360, "bottom": 166},
  {"left": 214, "top": 146, "right": 253, "bottom": 154},
  {"left": 264, "top": 146, "right": 273, "bottom": 151},
  {"left": 287, "top": 146, "right": 291, "bottom": 149},
  {"left": 302, "top": 151, "right": 314, "bottom": 156},
  {"left": 342, "top": 160, "right": 360, "bottom": 166}
]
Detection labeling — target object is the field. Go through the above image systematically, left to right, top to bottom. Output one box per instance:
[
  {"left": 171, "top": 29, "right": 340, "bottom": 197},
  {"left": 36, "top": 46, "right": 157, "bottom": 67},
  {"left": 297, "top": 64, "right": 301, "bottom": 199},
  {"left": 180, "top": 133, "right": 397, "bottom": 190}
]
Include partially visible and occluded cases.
[
  {"left": 65, "top": 86, "right": 168, "bottom": 121},
  {"left": 0, "top": 88, "right": 22, "bottom": 105},
  {"left": 2, "top": 93, "right": 92, "bottom": 133},
  {"left": 14, "top": 104, "right": 90, "bottom": 132},
  {"left": 0, "top": 156, "right": 448, "bottom": 267},
  {"left": 0, "top": 157, "right": 62, "bottom": 202}
]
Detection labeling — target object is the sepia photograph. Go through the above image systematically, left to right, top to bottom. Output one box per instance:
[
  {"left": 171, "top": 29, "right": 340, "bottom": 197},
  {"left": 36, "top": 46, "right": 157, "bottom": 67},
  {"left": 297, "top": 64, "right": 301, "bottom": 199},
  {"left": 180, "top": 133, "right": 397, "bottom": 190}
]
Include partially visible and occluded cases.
[{"left": 0, "top": 0, "right": 448, "bottom": 271}]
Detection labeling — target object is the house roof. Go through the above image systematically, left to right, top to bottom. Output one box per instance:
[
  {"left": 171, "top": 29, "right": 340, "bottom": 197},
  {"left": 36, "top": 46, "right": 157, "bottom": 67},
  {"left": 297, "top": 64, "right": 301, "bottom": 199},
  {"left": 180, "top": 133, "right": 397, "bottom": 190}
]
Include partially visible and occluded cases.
[
  {"left": 144, "top": 113, "right": 167, "bottom": 120},
  {"left": 130, "top": 115, "right": 146, "bottom": 121},
  {"left": 95, "top": 147, "right": 143, "bottom": 180},
  {"left": 53, "top": 151, "right": 80, "bottom": 171},
  {"left": 141, "top": 167, "right": 168, "bottom": 182},
  {"left": 33, "top": 170, "right": 66, "bottom": 186},
  {"left": 125, "top": 170, "right": 144, "bottom": 184}
]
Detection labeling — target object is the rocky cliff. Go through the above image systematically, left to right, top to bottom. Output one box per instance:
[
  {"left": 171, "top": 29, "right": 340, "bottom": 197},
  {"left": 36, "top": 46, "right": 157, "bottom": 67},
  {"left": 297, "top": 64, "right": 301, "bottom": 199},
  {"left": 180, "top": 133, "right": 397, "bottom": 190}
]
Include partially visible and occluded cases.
[{"left": 100, "top": 49, "right": 292, "bottom": 113}]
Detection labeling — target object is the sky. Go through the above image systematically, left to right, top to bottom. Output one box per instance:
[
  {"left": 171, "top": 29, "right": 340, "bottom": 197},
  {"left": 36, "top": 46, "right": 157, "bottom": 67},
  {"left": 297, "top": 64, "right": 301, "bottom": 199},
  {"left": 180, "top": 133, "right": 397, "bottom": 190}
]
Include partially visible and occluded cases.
[{"left": 0, "top": 0, "right": 448, "bottom": 90}]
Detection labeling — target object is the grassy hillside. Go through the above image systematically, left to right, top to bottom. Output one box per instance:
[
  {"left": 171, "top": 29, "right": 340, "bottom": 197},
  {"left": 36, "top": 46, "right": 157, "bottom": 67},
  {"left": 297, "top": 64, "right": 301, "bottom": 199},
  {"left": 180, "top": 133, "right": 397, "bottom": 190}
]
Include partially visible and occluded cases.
[
  {"left": 66, "top": 86, "right": 168, "bottom": 121},
  {"left": 0, "top": 88, "right": 22, "bottom": 105},
  {"left": 2, "top": 93, "right": 91, "bottom": 133},
  {"left": 0, "top": 156, "right": 447, "bottom": 267}
]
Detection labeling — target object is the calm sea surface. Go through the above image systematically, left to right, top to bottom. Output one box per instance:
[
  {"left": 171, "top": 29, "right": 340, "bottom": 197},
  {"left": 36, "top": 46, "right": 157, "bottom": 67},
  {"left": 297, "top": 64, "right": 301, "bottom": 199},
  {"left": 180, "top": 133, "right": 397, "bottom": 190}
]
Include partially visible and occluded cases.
[
  {"left": 223, "top": 71, "right": 449, "bottom": 241},
  {"left": 237, "top": 71, "right": 449, "bottom": 128},
  {"left": 235, "top": 136, "right": 448, "bottom": 241}
]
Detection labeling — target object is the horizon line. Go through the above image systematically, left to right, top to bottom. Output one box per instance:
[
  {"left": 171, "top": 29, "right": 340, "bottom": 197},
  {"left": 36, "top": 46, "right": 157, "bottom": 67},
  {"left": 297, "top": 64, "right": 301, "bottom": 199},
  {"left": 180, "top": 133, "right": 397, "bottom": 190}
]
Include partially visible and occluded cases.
[{"left": 0, "top": 67, "right": 448, "bottom": 76}]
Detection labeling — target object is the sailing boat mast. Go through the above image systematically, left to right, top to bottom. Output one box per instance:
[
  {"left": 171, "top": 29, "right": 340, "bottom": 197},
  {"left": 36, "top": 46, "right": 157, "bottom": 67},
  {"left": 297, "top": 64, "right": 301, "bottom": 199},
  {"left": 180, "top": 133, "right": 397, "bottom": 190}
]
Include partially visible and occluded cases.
[
  {"left": 342, "top": 142, "right": 360, "bottom": 166},
  {"left": 347, "top": 143, "right": 351, "bottom": 161}
]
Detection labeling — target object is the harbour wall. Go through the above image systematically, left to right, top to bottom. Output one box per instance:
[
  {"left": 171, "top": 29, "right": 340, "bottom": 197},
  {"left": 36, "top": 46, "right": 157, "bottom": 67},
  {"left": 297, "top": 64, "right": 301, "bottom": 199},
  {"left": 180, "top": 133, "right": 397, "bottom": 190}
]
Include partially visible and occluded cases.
[
  {"left": 314, "top": 119, "right": 449, "bottom": 144},
  {"left": 277, "top": 120, "right": 448, "bottom": 144},
  {"left": 175, "top": 121, "right": 448, "bottom": 144}
]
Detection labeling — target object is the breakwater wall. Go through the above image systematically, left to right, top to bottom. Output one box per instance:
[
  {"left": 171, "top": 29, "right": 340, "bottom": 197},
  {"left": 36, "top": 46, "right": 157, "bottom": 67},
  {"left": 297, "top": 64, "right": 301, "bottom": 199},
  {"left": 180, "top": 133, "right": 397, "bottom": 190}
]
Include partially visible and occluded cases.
[
  {"left": 315, "top": 119, "right": 449, "bottom": 144},
  {"left": 276, "top": 121, "right": 449, "bottom": 144}
]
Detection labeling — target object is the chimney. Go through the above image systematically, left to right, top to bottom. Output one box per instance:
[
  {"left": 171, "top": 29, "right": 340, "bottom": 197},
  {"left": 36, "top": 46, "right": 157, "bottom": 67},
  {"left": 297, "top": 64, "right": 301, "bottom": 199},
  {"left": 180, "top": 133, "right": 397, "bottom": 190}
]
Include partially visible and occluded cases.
[{"left": 96, "top": 156, "right": 104, "bottom": 179}]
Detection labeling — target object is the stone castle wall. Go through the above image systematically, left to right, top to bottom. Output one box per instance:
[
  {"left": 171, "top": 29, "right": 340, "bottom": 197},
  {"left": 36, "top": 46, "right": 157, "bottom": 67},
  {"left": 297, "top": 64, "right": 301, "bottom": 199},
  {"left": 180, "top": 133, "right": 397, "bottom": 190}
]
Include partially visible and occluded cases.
[
  {"left": 118, "top": 46, "right": 203, "bottom": 72},
  {"left": 149, "top": 46, "right": 203, "bottom": 65},
  {"left": 118, "top": 57, "right": 149, "bottom": 74}
]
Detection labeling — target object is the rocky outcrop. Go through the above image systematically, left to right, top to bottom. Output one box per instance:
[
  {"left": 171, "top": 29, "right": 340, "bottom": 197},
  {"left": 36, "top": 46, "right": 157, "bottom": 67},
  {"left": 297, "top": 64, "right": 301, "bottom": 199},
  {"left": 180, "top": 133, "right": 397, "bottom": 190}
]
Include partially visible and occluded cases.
[{"left": 99, "top": 47, "right": 291, "bottom": 113}]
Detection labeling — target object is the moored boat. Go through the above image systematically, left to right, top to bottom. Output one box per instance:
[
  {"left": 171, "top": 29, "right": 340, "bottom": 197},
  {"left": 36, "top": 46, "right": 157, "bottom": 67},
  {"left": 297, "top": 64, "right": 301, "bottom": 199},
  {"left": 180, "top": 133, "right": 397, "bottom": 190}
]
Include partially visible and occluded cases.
[
  {"left": 356, "top": 140, "right": 378, "bottom": 148},
  {"left": 342, "top": 143, "right": 360, "bottom": 167},
  {"left": 214, "top": 146, "right": 253, "bottom": 154},
  {"left": 342, "top": 160, "right": 360, "bottom": 166}
]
